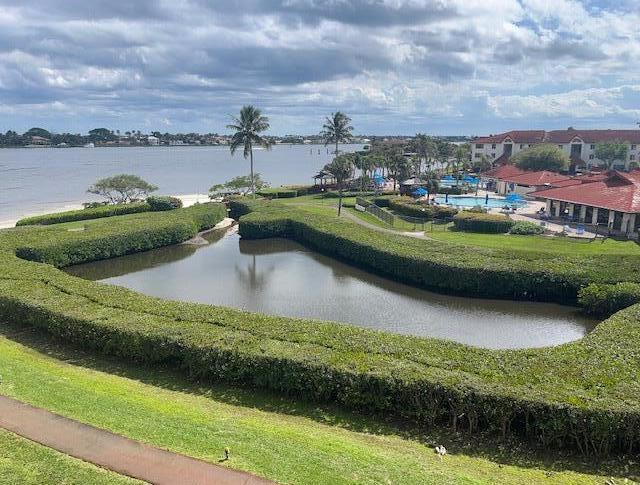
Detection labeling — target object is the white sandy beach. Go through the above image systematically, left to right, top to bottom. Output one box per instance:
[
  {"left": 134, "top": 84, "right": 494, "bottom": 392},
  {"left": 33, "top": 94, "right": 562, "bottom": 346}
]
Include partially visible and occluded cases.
[{"left": 0, "top": 193, "right": 211, "bottom": 229}]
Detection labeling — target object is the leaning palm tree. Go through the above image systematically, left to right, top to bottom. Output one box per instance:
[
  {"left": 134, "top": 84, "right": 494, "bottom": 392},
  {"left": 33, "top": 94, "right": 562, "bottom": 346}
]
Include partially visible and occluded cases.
[
  {"left": 227, "top": 105, "right": 271, "bottom": 197},
  {"left": 321, "top": 111, "right": 354, "bottom": 155}
]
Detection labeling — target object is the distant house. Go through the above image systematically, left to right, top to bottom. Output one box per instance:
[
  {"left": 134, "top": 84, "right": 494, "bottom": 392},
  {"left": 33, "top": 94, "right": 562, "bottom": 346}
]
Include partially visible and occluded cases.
[
  {"left": 471, "top": 128, "right": 640, "bottom": 171},
  {"left": 30, "top": 135, "right": 50, "bottom": 146},
  {"left": 147, "top": 136, "right": 159, "bottom": 146},
  {"left": 530, "top": 171, "right": 640, "bottom": 235}
]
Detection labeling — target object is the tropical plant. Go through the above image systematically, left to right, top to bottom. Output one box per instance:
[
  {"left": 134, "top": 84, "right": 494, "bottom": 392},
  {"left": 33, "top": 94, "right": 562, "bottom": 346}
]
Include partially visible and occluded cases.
[
  {"left": 227, "top": 105, "right": 271, "bottom": 198},
  {"left": 320, "top": 111, "right": 353, "bottom": 155},
  {"left": 412, "top": 133, "right": 434, "bottom": 175},
  {"left": 594, "top": 141, "right": 629, "bottom": 169},
  {"left": 512, "top": 144, "right": 569, "bottom": 171},
  {"left": 385, "top": 150, "right": 410, "bottom": 191},
  {"left": 324, "top": 154, "right": 354, "bottom": 216},
  {"left": 87, "top": 174, "right": 158, "bottom": 204},
  {"left": 210, "top": 174, "right": 268, "bottom": 196}
]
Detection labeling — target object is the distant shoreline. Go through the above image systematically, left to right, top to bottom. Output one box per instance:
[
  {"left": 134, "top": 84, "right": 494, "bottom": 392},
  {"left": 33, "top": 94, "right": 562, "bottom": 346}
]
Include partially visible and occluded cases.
[{"left": 0, "top": 193, "right": 210, "bottom": 229}]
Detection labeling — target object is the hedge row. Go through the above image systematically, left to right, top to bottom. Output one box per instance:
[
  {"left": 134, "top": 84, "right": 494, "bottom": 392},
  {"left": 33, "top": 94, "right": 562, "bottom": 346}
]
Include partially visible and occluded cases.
[
  {"left": 438, "top": 186, "right": 468, "bottom": 195},
  {"left": 257, "top": 188, "right": 299, "bottom": 198},
  {"left": 324, "top": 190, "right": 379, "bottom": 198},
  {"left": 147, "top": 195, "right": 183, "bottom": 211},
  {"left": 388, "top": 198, "right": 458, "bottom": 220},
  {"left": 1, "top": 200, "right": 640, "bottom": 456},
  {"left": 232, "top": 200, "right": 639, "bottom": 304},
  {"left": 15, "top": 202, "right": 152, "bottom": 226},
  {"left": 15, "top": 203, "right": 226, "bottom": 268},
  {"left": 453, "top": 211, "right": 515, "bottom": 233},
  {"left": 509, "top": 221, "right": 544, "bottom": 235},
  {"left": 578, "top": 282, "right": 640, "bottom": 317}
]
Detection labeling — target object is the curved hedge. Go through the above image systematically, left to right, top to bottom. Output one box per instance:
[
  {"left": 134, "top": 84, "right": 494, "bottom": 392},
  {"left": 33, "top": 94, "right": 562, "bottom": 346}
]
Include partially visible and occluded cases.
[
  {"left": 388, "top": 198, "right": 458, "bottom": 220},
  {"left": 1, "top": 199, "right": 640, "bottom": 457},
  {"left": 15, "top": 202, "right": 152, "bottom": 226},
  {"left": 453, "top": 211, "right": 515, "bottom": 233},
  {"left": 578, "top": 282, "right": 640, "bottom": 317}
]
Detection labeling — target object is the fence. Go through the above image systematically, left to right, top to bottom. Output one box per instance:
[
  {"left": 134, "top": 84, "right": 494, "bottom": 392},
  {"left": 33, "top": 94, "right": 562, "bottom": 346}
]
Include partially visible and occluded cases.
[{"left": 356, "top": 197, "right": 446, "bottom": 231}]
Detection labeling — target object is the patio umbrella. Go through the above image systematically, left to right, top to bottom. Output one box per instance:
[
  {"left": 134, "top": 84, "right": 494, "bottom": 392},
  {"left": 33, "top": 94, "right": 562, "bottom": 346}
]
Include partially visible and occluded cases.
[{"left": 412, "top": 187, "right": 428, "bottom": 197}]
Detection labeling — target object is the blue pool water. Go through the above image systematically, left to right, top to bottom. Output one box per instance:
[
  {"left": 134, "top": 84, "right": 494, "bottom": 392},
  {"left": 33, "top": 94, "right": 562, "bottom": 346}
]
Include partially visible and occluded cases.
[{"left": 435, "top": 196, "right": 528, "bottom": 209}]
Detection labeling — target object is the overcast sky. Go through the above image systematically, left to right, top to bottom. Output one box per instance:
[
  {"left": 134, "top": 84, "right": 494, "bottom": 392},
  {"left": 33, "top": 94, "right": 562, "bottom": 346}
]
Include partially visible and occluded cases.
[{"left": 0, "top": 0, "right": 638, "bottom": 135}]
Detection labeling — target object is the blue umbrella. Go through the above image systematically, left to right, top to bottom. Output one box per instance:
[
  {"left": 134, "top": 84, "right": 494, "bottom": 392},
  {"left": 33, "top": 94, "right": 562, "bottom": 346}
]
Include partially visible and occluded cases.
[
  {"left": 373, "top": 174, "right": 385, "bottom": 186},
  {"left": 412, "top": 187, "right": 428, "bottom": 197}
]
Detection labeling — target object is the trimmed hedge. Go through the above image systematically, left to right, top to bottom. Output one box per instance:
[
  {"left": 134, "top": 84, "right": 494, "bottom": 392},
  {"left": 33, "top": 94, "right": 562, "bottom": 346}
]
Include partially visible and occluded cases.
[
  {"left": 438, "top": 186, "right": 468, "bottom": 195},
  {"left": 257, "top": 188, "right": 298, "bottom": 198},
  {"left": 324, "top": 190, "right": 377, "bottom": 198},
  {"left": 147, "top": 195, "right": 183, "bottom": 211},
  {"left": 388, "top": 198, "right": 458, "bottom": 220},
  {"left": 2, "top": 199, "right": 640, "bottom": 457},
  {"left": 15, "top": 202, "right": 151, "bottom": 226},
  {"left": 15, "top": 203, "right": 226, "bottom": 268},
  {"left": 453, "top": 211, "right": 515, "bottom": 233},
  {"left": 509, "top": 221, "right": 544, "bottom": 235},
  {"left": 578, "top": 282, "right": 640, "bottom": 317}
]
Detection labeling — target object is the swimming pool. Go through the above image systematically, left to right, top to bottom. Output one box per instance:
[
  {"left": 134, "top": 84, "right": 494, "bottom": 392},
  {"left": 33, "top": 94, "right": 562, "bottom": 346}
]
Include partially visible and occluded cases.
[{"left": 434, "top": 195, "right": 528, "bottom": 209}]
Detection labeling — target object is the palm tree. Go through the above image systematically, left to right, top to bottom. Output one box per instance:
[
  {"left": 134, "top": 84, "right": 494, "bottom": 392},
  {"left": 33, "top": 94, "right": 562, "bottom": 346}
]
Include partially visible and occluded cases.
[
  {"left": 227, "top": 105, "right": 271, "bottom": 197},
  {"left": 321, "top": 112, "right": 354, "bottom": 155},
  {"left": 324, "top": 154, "right": 354, "bottom": 216}
]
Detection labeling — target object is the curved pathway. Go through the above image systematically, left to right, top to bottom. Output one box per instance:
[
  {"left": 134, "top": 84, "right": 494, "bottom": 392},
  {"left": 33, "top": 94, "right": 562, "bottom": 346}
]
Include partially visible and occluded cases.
[{"left": 0, "top": 395, "right": 273, "bottom": 485}]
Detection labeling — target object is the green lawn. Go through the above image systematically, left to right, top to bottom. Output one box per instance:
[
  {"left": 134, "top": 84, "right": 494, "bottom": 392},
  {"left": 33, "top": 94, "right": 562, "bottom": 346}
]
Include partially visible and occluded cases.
[
  {"left": 428, "top": 227, "right": 640, "bottom": 255},
  {"left": 0, "top": 328, "right": 622, "bottom": 485},
  {"left": 0, "top": 429, "right": 138, "bottom": 485}
]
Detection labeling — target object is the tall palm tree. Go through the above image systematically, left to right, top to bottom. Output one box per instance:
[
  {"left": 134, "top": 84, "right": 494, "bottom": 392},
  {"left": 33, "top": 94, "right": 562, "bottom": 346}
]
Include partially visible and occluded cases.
[
  {"left": 227, "top": 105, "right": 271, "bottom": 197},
  {"left": 321, "top": 112, "right": 354, "bottom": 155}
]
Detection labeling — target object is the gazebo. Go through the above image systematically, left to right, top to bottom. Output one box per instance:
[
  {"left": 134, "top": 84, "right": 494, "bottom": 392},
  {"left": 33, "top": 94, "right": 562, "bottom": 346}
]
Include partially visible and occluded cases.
[{"left": 313, "top": 170, "right": 337, "bottom": 188}]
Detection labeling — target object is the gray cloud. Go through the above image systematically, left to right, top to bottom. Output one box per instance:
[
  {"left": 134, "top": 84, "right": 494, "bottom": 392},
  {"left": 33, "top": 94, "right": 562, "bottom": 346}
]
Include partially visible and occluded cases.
[{"left": 0, "top": 0, "right": 636, "bottom": 134}]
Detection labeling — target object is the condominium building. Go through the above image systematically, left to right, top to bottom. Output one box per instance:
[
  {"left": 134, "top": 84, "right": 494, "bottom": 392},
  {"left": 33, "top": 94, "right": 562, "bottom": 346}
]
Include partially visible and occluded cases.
[{"left": 471, "top": 129, "right": 640, "bottom": 170}]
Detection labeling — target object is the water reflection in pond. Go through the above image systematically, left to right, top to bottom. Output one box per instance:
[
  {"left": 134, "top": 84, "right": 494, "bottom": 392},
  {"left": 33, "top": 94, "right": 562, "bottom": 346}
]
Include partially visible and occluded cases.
[{"left": 66, "top": 226, "right": 595, "bottom": 349}]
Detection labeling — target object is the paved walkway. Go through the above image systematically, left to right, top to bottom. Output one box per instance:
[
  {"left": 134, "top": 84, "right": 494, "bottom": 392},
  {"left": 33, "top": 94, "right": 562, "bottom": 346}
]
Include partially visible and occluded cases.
[{"left": 0, "top": 395, "right": 273, "bottom": 485}]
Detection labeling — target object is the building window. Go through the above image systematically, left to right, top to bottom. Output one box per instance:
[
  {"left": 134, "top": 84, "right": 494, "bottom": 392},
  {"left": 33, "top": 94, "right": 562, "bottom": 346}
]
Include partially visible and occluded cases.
[
  {"left": 491, "top": 143, "right": 496, "bottom": 149},
  {"left": 475, "top": 144, "right": 483, "bottom": 149},
  {"left": 519, "top": 144, "right": 524, "bottom": 149},
  {"left": 528, "top": 144, "right": 533, "bottom": 147},
  {"left": 558, "top": 144, "right": 563, "bottom": 149},
  {"left": 590, "top": 144, "right": 595, "bottom": 149},
  {"left": 632, "top": 145, "right": 637, "bottom": 150},
  {"left": 474, "top": 153, "right": 481, "bottom": 158},
  {"left": 589, "top": 154, "right": 595, "bottom": 159},
  {"left": 631, "top": 155, "right": 636, "bottom": 160}
]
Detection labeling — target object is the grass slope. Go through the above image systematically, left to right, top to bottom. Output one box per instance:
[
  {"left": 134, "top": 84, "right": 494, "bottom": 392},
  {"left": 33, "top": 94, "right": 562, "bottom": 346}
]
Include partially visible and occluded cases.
[
  {"left": 0, "top": 330, "right": 624, "bottom": 485},
  {"left": 0, "top": 428, "right": 139, "bottom": 485}
]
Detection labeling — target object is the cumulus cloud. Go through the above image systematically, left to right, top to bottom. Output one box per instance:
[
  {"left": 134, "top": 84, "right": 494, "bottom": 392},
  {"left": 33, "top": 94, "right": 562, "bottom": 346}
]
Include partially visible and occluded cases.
[{"left": 0, "top": 0, "right": 637, "bottom": 134}]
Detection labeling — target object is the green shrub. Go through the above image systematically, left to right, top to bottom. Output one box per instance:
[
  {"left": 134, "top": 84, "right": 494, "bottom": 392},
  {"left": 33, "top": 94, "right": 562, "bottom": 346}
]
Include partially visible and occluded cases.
[
  {"left": 280, "top": 185, "right": 315, "bottom": 196},
  {"left": 438, "top": 186, "right": 467, "bottom": 195},
  {"left": 257, "top": 188, "right": 298, "bottom": 198},
  {"left": 324, "top": 190, "right": 377, "bottom": 198},
  {"left": 146, "top": 195, "right": 183, "bottom": 211},
  {"left": 389, "top": 198, "right": 433, "bottom": 218},
  {"left": 1, "top": 200, "right": 640, "bottom": 456},
  {"left": 15, "top": 202, "right": 152, "bottom": 227},
  {"left": 15, "top": 203, "right": 225, "bottom": 267},
  {"left": 432, "top": 206, "right": 458, "bottom": 220},
  {"left": 453, "top": 211, "right": 515, "bottom": 233},
  {"left": 509, "top": 221, "right": 544, "bottom": 235},
  {"left": 578, "top": 282, "right": 640, "bottom": 316}
]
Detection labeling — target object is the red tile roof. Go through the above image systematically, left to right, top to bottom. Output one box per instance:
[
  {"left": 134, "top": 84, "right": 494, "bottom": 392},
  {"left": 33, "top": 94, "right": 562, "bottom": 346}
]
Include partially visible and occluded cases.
[
  {"left": 474, "top": 129, "right": 640, "bottom": 145},
  {"left": 547, "top": 129, "right": 640, "bottom": 144},
  {"left": 473, "top": 130, "right": 546, "bottom": 144},
  {"left": 483, "top": 164, "right": 525, "bottom": 179},
  {"left": 503, "top": 170, "right": 572, "bottom": 187},
  {"left": 530, "top": 171, "right": 640, "bottom": 213}
]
